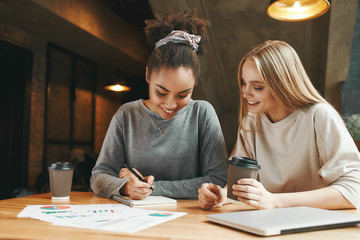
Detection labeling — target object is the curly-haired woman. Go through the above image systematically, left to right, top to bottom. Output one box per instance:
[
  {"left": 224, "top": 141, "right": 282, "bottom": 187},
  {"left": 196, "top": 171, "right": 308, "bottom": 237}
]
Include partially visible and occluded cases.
[{"left": 91, "top": 9, "right": 227, "bottom": 200}]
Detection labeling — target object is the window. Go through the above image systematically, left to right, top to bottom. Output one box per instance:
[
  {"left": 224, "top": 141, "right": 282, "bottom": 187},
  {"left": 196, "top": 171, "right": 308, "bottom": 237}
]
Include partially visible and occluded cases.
[{"left": 44, "top": 44, "right": 96, "bottom": 169}]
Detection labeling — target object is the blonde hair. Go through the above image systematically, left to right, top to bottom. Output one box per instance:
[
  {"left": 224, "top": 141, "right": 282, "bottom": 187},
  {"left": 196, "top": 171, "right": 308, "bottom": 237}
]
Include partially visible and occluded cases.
[{"left": 238, "top": 40, "right": 328, "bottom": 130}]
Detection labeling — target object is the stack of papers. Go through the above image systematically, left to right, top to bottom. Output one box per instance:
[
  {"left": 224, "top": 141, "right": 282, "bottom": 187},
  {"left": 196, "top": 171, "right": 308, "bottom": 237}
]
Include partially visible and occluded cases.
[{"left": 18, "top": 204, "right": 186, "bottom": 233}]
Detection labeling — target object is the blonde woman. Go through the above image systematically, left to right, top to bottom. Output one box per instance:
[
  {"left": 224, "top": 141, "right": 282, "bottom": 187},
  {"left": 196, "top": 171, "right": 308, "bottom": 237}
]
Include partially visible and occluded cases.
[{"left": 198, "top": 40, "right": 360, "bottom": 210}]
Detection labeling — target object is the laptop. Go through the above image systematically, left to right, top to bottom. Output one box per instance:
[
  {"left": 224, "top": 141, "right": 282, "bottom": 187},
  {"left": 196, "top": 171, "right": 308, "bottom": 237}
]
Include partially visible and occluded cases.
[{"left": 207, "top": 206, "right": 360, "bottom": 236}]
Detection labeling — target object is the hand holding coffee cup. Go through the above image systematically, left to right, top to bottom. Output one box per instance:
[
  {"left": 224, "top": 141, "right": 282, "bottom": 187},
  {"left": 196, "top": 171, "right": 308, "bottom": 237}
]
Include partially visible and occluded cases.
[{"left": 227, "top": 156, "right": 261, "bottom": 202}]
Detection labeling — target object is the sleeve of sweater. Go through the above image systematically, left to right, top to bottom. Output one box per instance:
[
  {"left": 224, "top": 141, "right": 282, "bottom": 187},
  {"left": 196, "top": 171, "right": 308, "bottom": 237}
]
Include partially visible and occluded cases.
[
  {"left": 150, "top": 101, "right": 228, "bottom": 199},
  {"left": 314, "top": 104, "right": 360, "bottom": 208},
  {"left": 90, "top": 110, "right": 128, "bottom": 198},
  {"left": 230, "top": 114, "right": 257, "bottom": 160}
]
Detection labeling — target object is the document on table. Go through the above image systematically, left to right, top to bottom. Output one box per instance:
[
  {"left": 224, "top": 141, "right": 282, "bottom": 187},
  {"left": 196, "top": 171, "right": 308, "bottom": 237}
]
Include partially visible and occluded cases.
[
  {"left": 112, "top": 195, "right": 177, "bottom": 207},
  {"left": 17, "top": 204, "right": 186, "bottom": 233}
]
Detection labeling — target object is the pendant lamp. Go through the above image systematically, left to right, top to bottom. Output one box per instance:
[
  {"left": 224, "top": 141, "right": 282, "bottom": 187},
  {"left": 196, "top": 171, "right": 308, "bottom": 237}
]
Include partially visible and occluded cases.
[
  {"left": 267, "top": 0, "right": 330, "bottom": 22},
  {"left": 104, "top": 70, "right": 131, "bottom": 92},
  {"left": 104, "top": 82, "right": 131, "bottom": 92}
]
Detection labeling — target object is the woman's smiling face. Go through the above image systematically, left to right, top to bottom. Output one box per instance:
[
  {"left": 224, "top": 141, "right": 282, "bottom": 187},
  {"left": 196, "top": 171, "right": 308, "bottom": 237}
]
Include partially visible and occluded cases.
[
  {"left": 241, "top": 59, "right": 289, "bottom": 123},
  {"left": 146, "top": 66, "right": 195, "bottom": 119}
]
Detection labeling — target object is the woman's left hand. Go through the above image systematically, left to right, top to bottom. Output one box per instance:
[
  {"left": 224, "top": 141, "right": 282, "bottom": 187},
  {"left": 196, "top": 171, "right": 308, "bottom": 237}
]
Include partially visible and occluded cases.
[
  {"left": 119, "top": 167, "right": 143, "bottom": 179},
  {"left": 232, "top": 178, "right": 279, "bottom": 209}
]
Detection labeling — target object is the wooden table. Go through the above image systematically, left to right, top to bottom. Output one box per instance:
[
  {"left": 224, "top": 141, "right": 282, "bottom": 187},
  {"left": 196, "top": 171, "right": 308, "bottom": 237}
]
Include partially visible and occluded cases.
[{"left": 1, "top": 191, "right": 359, "bottom": 240}]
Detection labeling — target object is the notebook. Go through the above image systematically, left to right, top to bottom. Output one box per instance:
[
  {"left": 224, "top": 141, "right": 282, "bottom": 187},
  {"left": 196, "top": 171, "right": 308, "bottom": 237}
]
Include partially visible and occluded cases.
[
  {"left": 112, "top": 195, "right": 176, "bottom": 207},
  {"left": 207, "top": 206, "right": 360, "bottom": 236}
]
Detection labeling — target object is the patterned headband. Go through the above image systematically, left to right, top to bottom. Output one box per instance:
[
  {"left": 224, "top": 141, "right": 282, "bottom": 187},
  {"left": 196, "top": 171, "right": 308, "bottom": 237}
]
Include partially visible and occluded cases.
[{"left": 154, "top": 30, "right": 201, "bottom": 53}]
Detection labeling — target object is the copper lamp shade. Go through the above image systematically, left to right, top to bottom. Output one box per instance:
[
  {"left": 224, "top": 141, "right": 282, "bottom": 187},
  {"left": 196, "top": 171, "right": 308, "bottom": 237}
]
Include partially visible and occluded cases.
[{"left": 267, "top": 0, "right": 330, "bottom": 22}]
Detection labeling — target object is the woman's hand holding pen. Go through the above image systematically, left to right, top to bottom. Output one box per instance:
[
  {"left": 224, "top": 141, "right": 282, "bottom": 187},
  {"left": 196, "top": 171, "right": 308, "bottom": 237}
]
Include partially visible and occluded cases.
[
  {"left": 119, "top": 167, "right": 155, "bottom": 200},
  {"left": 119, "top": 167, "right": 142, "bottom": 179}
]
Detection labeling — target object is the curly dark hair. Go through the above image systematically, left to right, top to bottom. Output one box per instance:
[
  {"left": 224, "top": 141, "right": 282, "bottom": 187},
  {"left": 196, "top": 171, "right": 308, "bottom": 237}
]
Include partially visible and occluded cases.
[{"left": 144, "top": 9, "right": 210, "bottom": 82}]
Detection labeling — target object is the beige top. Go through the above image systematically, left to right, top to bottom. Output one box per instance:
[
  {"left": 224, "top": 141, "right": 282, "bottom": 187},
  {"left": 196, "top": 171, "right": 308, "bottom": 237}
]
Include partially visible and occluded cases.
[{"left": 231, "top": 103, "right": 360, "bottom": 208}]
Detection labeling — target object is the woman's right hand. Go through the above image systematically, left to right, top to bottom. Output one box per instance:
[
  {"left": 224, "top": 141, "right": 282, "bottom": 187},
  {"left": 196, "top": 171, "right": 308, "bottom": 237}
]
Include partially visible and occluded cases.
[
  {"left": 119, "top": 167, "right": 154, "bottom": 200},
  {"left": 120, "top": 176, "right": 154, "bottom": 200},
  {"left": 198, "top": 183, "right": 227, "bottom": 209}
]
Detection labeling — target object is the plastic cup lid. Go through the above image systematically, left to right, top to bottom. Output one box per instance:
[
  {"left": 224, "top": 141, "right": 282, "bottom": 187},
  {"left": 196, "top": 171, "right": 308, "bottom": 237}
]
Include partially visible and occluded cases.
[
  {"left": 228, "top": 156, "right": 261, "bottom": 169},
  {"left": 48, "top": 162, "right": 74, "bottom": 170}
]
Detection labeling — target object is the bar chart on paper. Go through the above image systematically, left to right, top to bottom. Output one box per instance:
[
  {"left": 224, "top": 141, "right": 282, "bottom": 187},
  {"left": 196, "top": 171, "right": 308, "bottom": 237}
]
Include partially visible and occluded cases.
[{"left": 17, "top": 204, "right": 186, "bottom": 233}]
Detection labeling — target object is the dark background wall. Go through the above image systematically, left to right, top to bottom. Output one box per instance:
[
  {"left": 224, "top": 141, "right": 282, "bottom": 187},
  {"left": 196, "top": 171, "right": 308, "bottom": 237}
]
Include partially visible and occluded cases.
[
  {"left": 0, "top": 0, "right": 358, "bottom": 196},
  {"left": 342, "top": 2, "right": 360, "bottom": 115}
]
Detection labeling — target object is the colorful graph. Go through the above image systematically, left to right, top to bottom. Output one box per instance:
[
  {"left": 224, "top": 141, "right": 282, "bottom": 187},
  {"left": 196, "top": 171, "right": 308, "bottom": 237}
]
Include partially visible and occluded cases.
[
  {"left": 18, "top": 204, "right": 186, "bottom": 233},
  {"left": 40, "top": 205, "right": 70, "bottom": 210},
  {"left": 149, "top": 212, "right": 173, "bottom": 217}
]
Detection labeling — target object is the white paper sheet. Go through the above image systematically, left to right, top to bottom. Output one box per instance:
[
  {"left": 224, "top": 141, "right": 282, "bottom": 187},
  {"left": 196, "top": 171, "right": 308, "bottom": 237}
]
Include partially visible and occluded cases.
[{"left": 18, "top": 204, "right": 186, "bottom": 233}]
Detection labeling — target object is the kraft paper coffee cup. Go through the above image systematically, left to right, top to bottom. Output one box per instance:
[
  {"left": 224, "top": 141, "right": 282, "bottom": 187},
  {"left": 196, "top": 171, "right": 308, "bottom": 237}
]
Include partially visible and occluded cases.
[
  {"left": 227, "top": 156, "right": 261, "bottom": 202},
  {"left": 48, "top": 162, "right": 74, "bottom": 200}
]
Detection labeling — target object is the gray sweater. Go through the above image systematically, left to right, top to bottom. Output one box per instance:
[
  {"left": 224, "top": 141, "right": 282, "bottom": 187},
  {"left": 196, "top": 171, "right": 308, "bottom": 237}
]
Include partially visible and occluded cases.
[{"left": 90, "top": 99, "right": 228, "bottom": 199}]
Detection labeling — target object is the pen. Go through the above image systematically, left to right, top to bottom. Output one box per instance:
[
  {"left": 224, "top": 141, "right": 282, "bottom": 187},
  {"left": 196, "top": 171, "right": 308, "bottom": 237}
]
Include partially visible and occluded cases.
[{"left": 124, "top": 164, "right": 154, "bottom": 191}]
